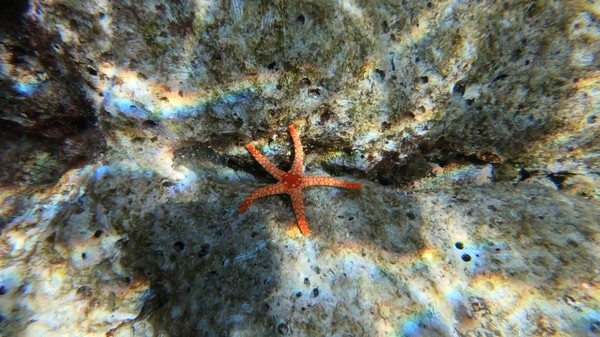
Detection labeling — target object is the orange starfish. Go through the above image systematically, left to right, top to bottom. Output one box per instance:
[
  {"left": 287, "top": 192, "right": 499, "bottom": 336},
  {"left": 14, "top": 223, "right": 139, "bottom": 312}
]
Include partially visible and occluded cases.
[{"left": 239, "top": 124, "right": 362, "bottom": 236}]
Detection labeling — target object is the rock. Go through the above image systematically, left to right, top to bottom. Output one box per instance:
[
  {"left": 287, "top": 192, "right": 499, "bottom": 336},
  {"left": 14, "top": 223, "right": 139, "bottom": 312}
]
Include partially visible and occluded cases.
[{"left": 0, "top": 1, "right": 598, "bottom": 336}]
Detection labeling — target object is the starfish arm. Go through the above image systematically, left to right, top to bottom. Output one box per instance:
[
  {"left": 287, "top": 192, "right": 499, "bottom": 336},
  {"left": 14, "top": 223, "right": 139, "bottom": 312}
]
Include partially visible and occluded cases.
[
  {"left": 288, "top": 125, "right": 305, "bottom": 175},
  {"left": 245, "top": 144, "right": 285, "bottom": 180},
  {"left": 301, "top": 176, "right": 363, "bottom": 190},
  {"left": 238, "top": 183, "right": 287, "bottom": 212},
  {"left": 289, "top": 189, "right": 311, "bottom": 236}
]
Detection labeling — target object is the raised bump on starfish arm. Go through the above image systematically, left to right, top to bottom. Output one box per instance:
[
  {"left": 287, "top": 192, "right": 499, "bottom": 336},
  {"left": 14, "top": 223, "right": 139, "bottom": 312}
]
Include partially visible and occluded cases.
[
  {"left": 288, "top": 125, "right": 305, "bottom": 175},
  {"left": 245, "top": 144, "right": 285, "bottom": 180},
  {"left": 301, "top": 176, "right": 363, "bottom": 190},
  {"left": 238, "top": 183, "right": 287, "bottom": 212},
  {"left": 289, "top": 188, "right": 311, "bottom": 236}
]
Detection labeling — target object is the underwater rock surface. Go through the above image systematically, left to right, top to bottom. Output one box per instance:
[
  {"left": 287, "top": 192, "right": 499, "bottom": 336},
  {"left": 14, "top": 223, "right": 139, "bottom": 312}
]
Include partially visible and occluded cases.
[
  {"left": 0, "top": 0, "right": 599, "bottom": 336},
  {"left": 1, "top": 166, "right": 599, "bottom": 336}
]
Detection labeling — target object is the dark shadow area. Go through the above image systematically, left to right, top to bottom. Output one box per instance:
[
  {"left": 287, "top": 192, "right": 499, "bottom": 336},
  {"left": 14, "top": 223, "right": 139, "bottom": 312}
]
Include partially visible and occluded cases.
[
  {"left": 0, "top": 0, "right": 29, "bottom": 33},
  {"left": 0, "top": 9, "right": 106, "bottom": 187},
  {"left": 88, "top": 169, "right": 283, "bottom": 336}
]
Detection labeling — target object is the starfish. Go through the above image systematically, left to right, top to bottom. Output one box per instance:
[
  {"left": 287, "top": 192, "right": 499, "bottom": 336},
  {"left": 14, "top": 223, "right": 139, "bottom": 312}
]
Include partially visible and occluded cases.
[{"left": 239, "top": 124, "right": 362, "bottom": 236}]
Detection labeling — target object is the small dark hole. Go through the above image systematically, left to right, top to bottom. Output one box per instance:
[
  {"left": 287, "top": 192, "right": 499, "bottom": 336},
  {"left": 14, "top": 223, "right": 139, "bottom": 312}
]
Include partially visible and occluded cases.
[
  {"left": 296, "top": 15, "right": 305, "bottom": 24},
  {"left": 382, "top": 20, "right": 389, "bottom": 33},
  {"left": 268, "top": 62, "right": 277, "bottom": 70},
  {"left": 87, "top": 67, "right": 98, "bottom": 76},
  {"left": 493, "top": 74, "right": 508, "bottom": 82},
  {"left": 419, "top": 76, "right": 429, "bottom": 83},
  {"left": 300, "top": 77, "right": 311, "bottom": 87},
  {"left": 453, "top": 82, "right": 466, "bottom": 96},
  {"left": 588, "top": 115, "right": 597, "bottom": 124},
  {"left": 142, "top": 120, "right": 159, "bottom": 128},
  {"left": 519, "top": 168, "right": 535, "bottom": 181},
  {"left": 547, "top": 173, "right": 568, "bottom": 189},
  {"left": 93, "top": 229, "right": 104, "bottom": 238},
  {"left": 45, "top": 232, "right": 56, "bottom": 243},
  {"left": 116, "top": 238, "right": 129, "bottom": 248},
  {"left": 173, "top": 241, "right": 185, "bottom": 251},
  {"left": 455, "top": 242, "right": 464, "bottom": 249},
  {"left": 198, "top": 243, "right": 210, "bottom": 257},
  {"left": 81, "top": 252, "right": 87, "bottom": 260},
  {"left": 461, "top": 254, "right": 471, "bottom": 262},
  {"left": 0, "top": 285, "right": 7, "bottom": 295},
  {"left": 76, "top": 285, "right": 92, "bottom": 297},
  {"left": 312, "top": 287, "right": 319, "bottom": 297},
  {"left": 295, "top": 291, "right": 302, "bottom": 298},
  {"left": 278, "top": 322, "right": 289, "bottom": 335}
]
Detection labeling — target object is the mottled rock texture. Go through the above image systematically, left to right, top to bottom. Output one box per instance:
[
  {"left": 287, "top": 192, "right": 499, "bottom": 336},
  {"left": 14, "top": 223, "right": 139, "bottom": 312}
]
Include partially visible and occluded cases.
[{"left": 0, "top": 0, "right": 599, "bottom": 336}]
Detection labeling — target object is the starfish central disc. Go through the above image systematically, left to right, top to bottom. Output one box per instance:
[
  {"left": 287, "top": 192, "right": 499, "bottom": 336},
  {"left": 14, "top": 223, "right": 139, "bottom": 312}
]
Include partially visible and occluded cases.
[{"left": 283, "top": 173, "right": 302, "bottom": 188}]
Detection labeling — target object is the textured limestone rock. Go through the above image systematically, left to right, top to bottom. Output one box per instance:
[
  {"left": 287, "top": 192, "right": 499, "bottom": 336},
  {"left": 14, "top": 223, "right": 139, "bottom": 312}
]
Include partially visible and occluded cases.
[
  {"left": 0, "top": 0, "right": 599, "bottom": 336},
  {"left": 7, "top": 0, "right": 595, "bottom": 188},
  {"left": 1, "top": 163, "right": 599, "bottom": 336}
]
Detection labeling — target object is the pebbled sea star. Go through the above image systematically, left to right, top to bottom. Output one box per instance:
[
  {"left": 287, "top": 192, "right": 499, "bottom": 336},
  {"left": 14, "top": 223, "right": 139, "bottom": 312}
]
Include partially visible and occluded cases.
[{"left": 239, "top": 124, "right": 362, "bottom": 236}]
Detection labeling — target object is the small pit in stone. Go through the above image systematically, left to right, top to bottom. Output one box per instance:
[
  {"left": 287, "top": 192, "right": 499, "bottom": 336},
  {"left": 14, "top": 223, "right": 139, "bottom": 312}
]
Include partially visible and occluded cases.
[{"left": 173, "top": 241, "right": 185, "bottom": 252}]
